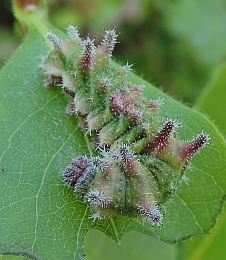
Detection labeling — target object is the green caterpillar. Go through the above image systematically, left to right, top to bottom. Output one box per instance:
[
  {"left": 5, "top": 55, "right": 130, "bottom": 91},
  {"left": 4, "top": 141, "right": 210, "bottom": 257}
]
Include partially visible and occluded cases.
[{"left": 41, "top": 25, "right": 209, "bottom": 227}]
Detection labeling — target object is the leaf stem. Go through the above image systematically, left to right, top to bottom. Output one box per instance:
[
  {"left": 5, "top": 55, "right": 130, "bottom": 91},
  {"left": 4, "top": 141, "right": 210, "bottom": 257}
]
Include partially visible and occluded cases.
[
  {"left": 12, "top": 0, "right": 49, "bottom": 35},
  {"left": 110, "top": 218, "right": 120, "bottom": 244}
]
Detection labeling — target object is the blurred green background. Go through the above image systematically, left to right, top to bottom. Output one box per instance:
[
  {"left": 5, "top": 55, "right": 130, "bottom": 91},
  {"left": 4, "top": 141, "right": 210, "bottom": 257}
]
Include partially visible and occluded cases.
[
  {"left": 1, "top": 0, "right": 226, "bottom": 259},
  {"left": 2, "top": 0, "right": 226, "bottom": 105}
]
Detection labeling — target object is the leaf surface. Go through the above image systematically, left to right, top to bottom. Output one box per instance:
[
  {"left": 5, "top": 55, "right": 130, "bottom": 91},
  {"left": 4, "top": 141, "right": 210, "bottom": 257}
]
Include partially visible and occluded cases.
[
  {"left": 159, "top": 0, "right": 226, "bottom": 65},
  {"left": 1, "top": 21, "right": 226, "bottom": 260},
  {"left": 184, "top": 64, "right": 226, "bottom": 260}
]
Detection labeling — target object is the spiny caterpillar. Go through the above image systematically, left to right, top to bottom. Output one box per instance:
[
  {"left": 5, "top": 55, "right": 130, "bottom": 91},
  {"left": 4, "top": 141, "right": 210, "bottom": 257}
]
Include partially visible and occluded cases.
[{"left": 41, "top": 25, "right": 209, "bottom": 227}]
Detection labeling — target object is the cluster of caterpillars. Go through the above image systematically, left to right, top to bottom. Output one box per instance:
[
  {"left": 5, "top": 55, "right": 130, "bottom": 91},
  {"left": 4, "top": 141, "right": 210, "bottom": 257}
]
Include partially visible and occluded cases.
[{"left": 41, "top": 25, "right": 209, "bottom": 227}]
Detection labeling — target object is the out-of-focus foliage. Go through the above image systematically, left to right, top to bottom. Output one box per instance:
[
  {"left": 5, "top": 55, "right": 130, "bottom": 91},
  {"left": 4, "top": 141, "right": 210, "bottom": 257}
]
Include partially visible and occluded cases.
[
  {"left": 0, "top": 0, "right": 19, "bottom": 68},
  {"left": 1, "top": 0, "right": 226, "bottom": 103},
  {"left": 44, "top": 0, "right": 226, "bottom": 104}
]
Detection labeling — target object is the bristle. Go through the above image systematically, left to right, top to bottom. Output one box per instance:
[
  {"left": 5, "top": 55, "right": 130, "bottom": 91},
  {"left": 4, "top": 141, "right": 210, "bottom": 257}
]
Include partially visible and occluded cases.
[
  {"left": 66, "top": 25, "right": 80, "bottom": 39},
  {"left": 100, "top": 28, "right": 118, "bottom": 57},
  {"left": 45, "top": 32, "right": 62, "bottom": 52},
  {"left": 81, "top": 36, "right": 96, "bottom": 71},
  {"left": 118, "top": 62, "right": 133, "bottom": 76},
  {"left": 100, "top": 77, "right": 112, "bottom": 91},
  {"left": 129, "top": 84, "right": 142, "bottom": 98},
  {"left": 110, "top": 89, "right": 142, "bottom": 124},
  {"left": 110, "top": 90, "right": 131, "bottom": 115},
  {"left": 73, "top": 91, "right": 92, "bottom": 115},
  {"left": 149, "top": 97, "right": 165, "bottom": 113},
  {"left": 65, "top": 98, "right": 76, "bottom": 116},
  {"left": 126, "top": 105, "right": 144, "bottom": 125},
  {"left": 146, "top": 120, "right": 176, "bottom": 153},
  {"left": 178, "top": 131, "right": 209, "bottom": 163},
  {"left": 110, "top": 143, "right": 135, "bottom": 168},
  {"left": 62, "top": 156, "right": 93, "bottom": 187},
  {"left": 91, "top": 156, "right": 110, "bottom": 173},
  {"left": 74, "top": 166, "right": 96, "bottom": 197},
  {"left": 84, "top": 190, "right": 111, "bottom": 208},
  {"left": 138, "top": 203, "right": 163, "bottom": 227}
]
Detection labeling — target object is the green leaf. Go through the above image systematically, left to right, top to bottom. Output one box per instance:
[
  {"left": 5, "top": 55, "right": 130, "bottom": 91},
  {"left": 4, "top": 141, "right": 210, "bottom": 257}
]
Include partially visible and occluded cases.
[
  {"left": 159, "top": 0, "right": 226, "bottom": 66},
  {"left": 1, "top": 18, "right": 226, "bottom": 260},
  {"left": 184, "top": 64, "right": 226, "bottom": 260},
  {"left": 194, "top": 64, "right": 226, "bottom": 131},
  {"left": 84, "top": 230, "right": 177, "bottom": 260}
]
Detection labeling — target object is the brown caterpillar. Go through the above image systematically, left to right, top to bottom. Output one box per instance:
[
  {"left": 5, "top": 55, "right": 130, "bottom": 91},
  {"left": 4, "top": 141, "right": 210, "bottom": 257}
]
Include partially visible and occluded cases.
[{"left": 41, "top": 25, "right": 209, "bottom": 227}]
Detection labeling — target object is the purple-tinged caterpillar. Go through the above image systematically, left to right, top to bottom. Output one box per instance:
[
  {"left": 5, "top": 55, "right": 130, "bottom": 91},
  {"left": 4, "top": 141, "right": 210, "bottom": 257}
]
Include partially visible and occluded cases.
[{"left": 40, "top": 25, "right": 209, "bottom": 227}]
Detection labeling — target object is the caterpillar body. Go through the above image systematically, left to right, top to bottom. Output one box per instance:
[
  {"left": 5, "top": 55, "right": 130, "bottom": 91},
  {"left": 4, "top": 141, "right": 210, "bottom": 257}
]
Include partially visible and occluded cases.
[{"left": 41, "top": 26, "right": 209, "bottom": 227}]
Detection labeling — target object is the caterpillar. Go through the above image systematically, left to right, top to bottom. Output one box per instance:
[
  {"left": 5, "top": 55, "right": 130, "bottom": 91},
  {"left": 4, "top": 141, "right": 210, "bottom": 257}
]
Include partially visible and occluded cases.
[{"left": 40, "top": 25, "right": 209, "bottom": 227}]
